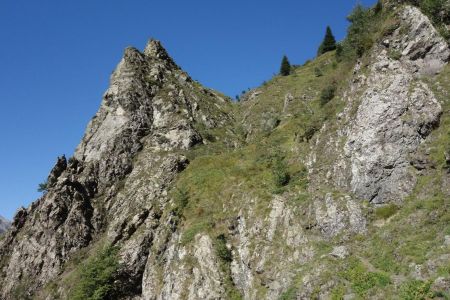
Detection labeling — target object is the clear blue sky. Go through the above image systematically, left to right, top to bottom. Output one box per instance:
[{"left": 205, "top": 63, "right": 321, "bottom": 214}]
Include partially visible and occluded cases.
[{"left": 0, "top": 0, "right": 376, "bottom": 220}]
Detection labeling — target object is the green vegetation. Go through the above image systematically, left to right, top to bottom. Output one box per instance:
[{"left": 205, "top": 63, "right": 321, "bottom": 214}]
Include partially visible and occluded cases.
[
  {"left": 406, "top": 0, "right": 450, "bottom": 41},
  {"left": 62, "top": 3, "right": 450, "bottom": 298},
  {"left": 337, "top": 3, "right": 386, "bottom": 62},
  {"left": 317, "top": 26, "right": 337, "bottom": 56},
  {"left": 388, "top": 49, "right": 402, "bottom": 60},
  {"left": 280, "top": 55, "right": 291, "bottom": 76},
  {"left": 314, "top": 67, "right": 323, "bottom": 77},
  {"left": 320, "top": 84, "right": 336, "bottom": 106},
  {"left": 271, "top": 152, "right": 290, "bottom": 189},
  {"left": 37, "top": 180, "right": 48, "bottom": 193},
  {"left": 172, "top": 186, "right": 189, "bottom": 216},
  {"left": 374, "top": 203, "right": 399, "bottom": 220},
  {"left": 214, "top": 234, "right": 232, "bottom": 262},
  {"left": 214, "top": 234, "right": 243, "bottom": 300},
  {"left": 69, "top": 246, "right": 119, "bottom": 300},
  {"left": 342, "top": 259, "right": 391, "bottom": 297},
  {"left": 399, "top": 279, "right": 433, "bottom": 300},
  {"left": 279, "top": 287, "right": 297, "bottom": 300}
]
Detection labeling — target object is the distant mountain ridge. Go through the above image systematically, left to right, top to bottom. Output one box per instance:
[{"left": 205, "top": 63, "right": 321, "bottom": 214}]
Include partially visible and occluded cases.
[{"left": 0, "top": 216, "right": 10, "bottom": 234}]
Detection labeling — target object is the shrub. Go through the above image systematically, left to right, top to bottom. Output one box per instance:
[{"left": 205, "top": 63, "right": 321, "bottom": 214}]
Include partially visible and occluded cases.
[
  {"left": 420, "top": 0, "right": 450, "bottom": 24},
  {"left": 339, "top": 4, "right": 380, "bottom": 61},
  {"left": 335, "top": 43, "right": 344, "bottom": 61},
  {"left": 388, "top": 49, "right": 402, "bottom": 60},
  {"left": 314, "top": 67, "right": 323, "bottom": 77},
  {"left": 320, "top": 84, "right": 337, "bottom": 106},
  {"left": 303, "top": 124, "right": 320, "bottom": 142},
  {"left": 272, "top": 155, "right": 290, "bottom": 188},
  {"left": 37, "top": 180, "right": 48, "bottom": 193},
  {"left": 374, "top": 203, "right": 399, "bottom": 219},
  {"left": 215, "top": 234, "right": 232, "bottom": 262},
  {"left": 70, "top": 246, "right": 119, "bottom": 300},
  {"left": 342, "top": 260, "right": 391, "bottom": 296},
  {"left": 399, "top": 279, "right": 433, "bottom": 300}
]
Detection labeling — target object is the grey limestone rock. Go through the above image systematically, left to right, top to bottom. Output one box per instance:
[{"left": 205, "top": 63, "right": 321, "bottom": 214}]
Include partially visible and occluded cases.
[
  {"left": 309, "top": 5, "right": 448, "bottom": 204},
  {"left": 0, "top": 39, "right": 233, "bottom": 299},
  {"left": 0, "top": 216, "right": 10, "bottom": 235}
]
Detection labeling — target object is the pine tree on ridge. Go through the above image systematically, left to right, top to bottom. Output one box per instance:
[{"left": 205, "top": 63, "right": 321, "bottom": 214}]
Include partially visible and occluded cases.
[
  {"left": 318, "top": 26, "right": 337, "bottom": 55},
  {"left": 280, "top": 55, "right": 291, "bottom": 76}
]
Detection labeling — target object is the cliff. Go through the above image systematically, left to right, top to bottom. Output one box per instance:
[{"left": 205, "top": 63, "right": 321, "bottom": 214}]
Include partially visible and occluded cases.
[{"left": 1, "top": 2, "right": 450, "bottom": 299}]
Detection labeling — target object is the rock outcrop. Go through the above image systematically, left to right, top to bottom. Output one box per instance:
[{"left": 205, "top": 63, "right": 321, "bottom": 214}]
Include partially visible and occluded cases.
[
  {"left": 1, "top": 3, "right": 450, "bottom": 300},
  {"left": 309, "top": 5, "right": 449, "bottom": 204},
  {"left": 0, "top": 39, "right": 233, "bottom": 299},
  {"left": 0, "top": 216, "right": 10, "bottom": 234}
]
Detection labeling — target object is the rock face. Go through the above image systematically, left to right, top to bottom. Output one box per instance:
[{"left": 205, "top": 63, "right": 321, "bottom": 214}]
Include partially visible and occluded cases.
[
  {"left": 1, "top": 4, "right": 450, "bottom": 300},
  {"left": 309, "top": 5, "right": 449, "bottom": 204},
  {"left": 0, "top": 39, "right": 233, "bottom": 299},
  {"left": 0, "top": 216, "right": 10, "bottom": 234}
]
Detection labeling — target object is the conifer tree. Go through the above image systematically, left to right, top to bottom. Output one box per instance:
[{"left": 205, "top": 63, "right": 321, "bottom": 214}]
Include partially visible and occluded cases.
[
  {"left": 374, "top": 0, "right": 383, "bottom": 14},
  {"left": 317, "top": 26, "right": 337, "bottom": 55},
  {"left": 279, "top": 55, "right": 291, "bottom": 76}
]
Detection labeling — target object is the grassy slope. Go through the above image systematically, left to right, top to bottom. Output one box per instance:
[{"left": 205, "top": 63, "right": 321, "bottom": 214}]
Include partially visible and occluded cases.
[{"left": 169, "top": 9, "right": 450, "bottom": 299}]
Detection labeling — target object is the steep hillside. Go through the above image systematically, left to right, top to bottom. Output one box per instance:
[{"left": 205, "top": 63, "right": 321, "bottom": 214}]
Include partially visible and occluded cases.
[{"left": 1, "top": 1, "right": 450, "bottom": 300}]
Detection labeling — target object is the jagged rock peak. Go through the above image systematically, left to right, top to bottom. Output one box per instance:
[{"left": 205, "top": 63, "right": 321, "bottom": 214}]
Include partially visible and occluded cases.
[{"left": 144, "top": 38, "right": 177, "bottom": 67}]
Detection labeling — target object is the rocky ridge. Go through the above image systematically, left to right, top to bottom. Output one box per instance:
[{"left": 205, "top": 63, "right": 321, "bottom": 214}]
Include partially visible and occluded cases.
[{"left": 1, "top": 3, "right": 450, "bottom": 300}]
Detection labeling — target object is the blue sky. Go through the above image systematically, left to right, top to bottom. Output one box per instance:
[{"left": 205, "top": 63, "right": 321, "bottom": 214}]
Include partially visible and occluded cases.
[{"left": 0, "top": 0, "right": 376, "bottom": 220}]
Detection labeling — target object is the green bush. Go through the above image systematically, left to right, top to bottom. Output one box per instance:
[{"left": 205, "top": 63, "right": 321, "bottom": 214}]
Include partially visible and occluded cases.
[
  {"left": 420, "top": 0, "right": 450, "bottom": 24},
  {"left": 339, "top": 3, "right": 383, "bottom": 61},
  {"left": 335, "top": 43, "right": 344, "bottom": 61},
  {"left": 388, "top": 49, "right": 402, "bottom": 60},
  {"left": 314, "top": 67, "right": 323, "bottom": 77},
  {"left": 320, "top": 84, "right": 337, "bottom": 106},
  {"left": 301, "top": 123, "right": 320, "bottom": 142},
  {"left": 272, "top": 155, "right": 290, "bottom": 188},
  {"left": 37, "top": 180, "right": 48, "bottom": 193},
  {"left": 374, "top": 203, "right": 399, "bottom": 220},
  {"left": 215, "top": 234, "right": 232, "bottom": 262},
  {"left": 70, "top": 246, "right": 119, "bottom": 300},
  {"left": 342, "top": 260, "right": 391, "bottom": 296},
  {"left": 399, "top": 279, "right": 433, "bottom": 300}
]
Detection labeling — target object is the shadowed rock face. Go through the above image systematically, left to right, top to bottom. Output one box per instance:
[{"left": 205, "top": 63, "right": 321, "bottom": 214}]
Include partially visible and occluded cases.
[{"left": 0, "top": 216, "right": 10, "bottom": 234}]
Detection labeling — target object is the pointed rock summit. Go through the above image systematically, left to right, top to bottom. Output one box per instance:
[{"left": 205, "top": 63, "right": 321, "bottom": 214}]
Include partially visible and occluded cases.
[
  {"left": 0, "top": 35, "right": 233, "bottom": 299},
  {"left": 144, "top": 39, "right": 176, "bottom": 65}
]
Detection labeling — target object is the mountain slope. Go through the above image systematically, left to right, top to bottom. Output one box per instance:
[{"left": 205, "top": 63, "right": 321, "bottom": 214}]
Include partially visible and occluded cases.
[{"left": 1, "top": 2, "right": 450, "bottom": 300}]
